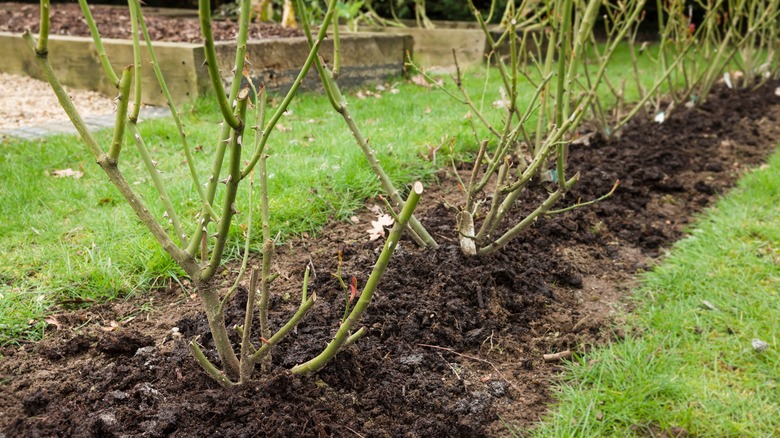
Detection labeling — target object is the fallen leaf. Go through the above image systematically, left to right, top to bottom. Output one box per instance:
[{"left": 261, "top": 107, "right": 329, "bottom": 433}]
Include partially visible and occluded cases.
[
  {"left": 410, "top": 74, "right": 430, "bottom": 87},
  {"left": 410, "top": 74, "right": 442, "bottom": 88},
  {"left": 492, "top": 87, "right": 510, "bottom": 109},
  {"left": 357, "top": 90, "right": 382, "bottom": 99},
  {"left": 277, "top": 124, "right": 291, "bottom": 132},
  {"left": 571, "top": 132, "right": 595, "bottom": 146},
  {"left": 51, "top": 168, "right": 84, "bottom": 179},
  {"left": 368, "top": 204, "right": 383, "bottom": 215},
  {"left": 367, "top": 213, "right": 394, "bottom": 241},
  {"left": 349, "top": 216, "right": 360, "bottom": 224},
  {"left": 349, "top": 277, "right": 358, "bottom": 302},
  {"left": 701, "top": 300, "right": 718, "bottom": 311},
  {"left": 44, "top": 316, "right": 61, "bottom": 329},
  {"left": 100, "top": 320, "right": 120, "bottom": 332},
  {"left": 752, "top": 338, "right": 769, "bottom": 352}
]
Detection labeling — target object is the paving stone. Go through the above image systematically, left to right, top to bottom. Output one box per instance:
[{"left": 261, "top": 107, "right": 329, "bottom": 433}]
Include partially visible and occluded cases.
[{"left": 0, "top": 107, "right": 168, "bottom": 140}]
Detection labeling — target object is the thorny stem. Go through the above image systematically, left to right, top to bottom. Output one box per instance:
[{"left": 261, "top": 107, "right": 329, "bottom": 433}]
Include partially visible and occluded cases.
[
  {"left": 32, "top": 0, "right": 346, "bottom": 386},
  {"left": 36, "top": 0, "right": 49, "bottom": 55},
  {"left": 77, "top": 0, "right": 118, "bottom": 87},
  {"left": 128, "top": 0, "right": 142, "bottom": 121},
  {"left": 131, "top": 0, "right": 219, "bottom": 223},
  {"left": 199, "top": 0, "right": 242, "bottom": 130},
  {"left": 240, "top": 0, "right": 338, "bottom": 179},
  {"left": 296, "top": 0, "right": 438, "bottom": 249},
  {"left": 332, "top": 16, "right": 341, "bottom": 80},
  {"left": 240, "top": 36, "right": 327, "bottom": 178},
  {"left": 108, "top": 68, "right": 132, "bottom": 160},
  {"left": 202, "top": 88, "right": 250, "bottom": 281},
  {"left": 128, "top": 123, "right": 187, "bottom": 246},
  {"left": 478, "top": 173, "right": 580, "bottom": 256},
  {"left": 546, "top": 179, "right": 620, "bottom": 216},
  {"left": 291, "top": 182, "right": 424, "bottom": 375},
  {"left": 238, "top": 268, "right": 260, "bottom": 383},
  {"left": 247, "top": 275, "right": 316, "bottom": 364},
  {"left": 189, "top": 340, "right": 236, "bottom": 388}
]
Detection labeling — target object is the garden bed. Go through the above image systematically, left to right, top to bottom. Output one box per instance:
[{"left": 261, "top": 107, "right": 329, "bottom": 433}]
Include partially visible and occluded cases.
[
  {"left": 0, "top": 3, "right": 412, "bottom": 105},
  {"left": 2, "top": 80, "right": 779, "bottom": 436}
]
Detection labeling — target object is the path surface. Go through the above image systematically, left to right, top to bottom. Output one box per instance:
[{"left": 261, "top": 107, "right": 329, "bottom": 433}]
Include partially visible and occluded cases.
[{"left": 0, "top": 73, "right": 168, "bottom": 140}]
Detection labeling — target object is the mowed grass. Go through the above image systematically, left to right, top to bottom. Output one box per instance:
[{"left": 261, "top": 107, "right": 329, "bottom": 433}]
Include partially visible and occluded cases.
[
  {"left": 0, "top": 44, "right": 665, "bottom": 344},
  {"left": 534, "top": 151, "right": 780, "bottom": 436}
]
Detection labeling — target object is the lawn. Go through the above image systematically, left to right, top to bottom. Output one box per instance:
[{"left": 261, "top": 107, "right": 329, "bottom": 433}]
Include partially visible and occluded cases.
[{"left": 534, "top": 149, "right": 780, "bottom": 436}]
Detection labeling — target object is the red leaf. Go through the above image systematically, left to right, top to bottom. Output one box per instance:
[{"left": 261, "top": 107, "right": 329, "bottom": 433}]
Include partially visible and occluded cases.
[{"left": 349, "top": 277, "right": 358, "bottom": 303}]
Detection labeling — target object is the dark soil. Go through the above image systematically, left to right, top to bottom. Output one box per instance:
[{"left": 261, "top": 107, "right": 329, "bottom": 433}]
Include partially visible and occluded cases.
[
  {"left": 0, "top": 2, "right": 302, "bottom": 43},
  {"left": 2, "top": 79, "right": 779, "bottom": 436}
]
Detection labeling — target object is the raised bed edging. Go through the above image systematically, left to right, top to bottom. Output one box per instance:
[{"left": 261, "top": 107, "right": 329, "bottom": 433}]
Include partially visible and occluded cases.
[
  {"left": 351, "top": 20, "right": 543, "bottom": 68},
  {"left": 0, "top": 31, "right": 413, "bottom": 106}
]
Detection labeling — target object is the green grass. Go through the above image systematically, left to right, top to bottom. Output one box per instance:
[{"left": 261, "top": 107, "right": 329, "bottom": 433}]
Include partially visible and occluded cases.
[
  {"left": 0, "top": 43, "right": 669, "bottom": 344},
  {"left": 534, "top": 151, "right": 780, "bottom": 437}
]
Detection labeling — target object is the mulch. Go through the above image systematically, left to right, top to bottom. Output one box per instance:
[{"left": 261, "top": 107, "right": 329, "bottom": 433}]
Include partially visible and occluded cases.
[{"left": 0, "top": 2, "right": 302, "bottom": 43}]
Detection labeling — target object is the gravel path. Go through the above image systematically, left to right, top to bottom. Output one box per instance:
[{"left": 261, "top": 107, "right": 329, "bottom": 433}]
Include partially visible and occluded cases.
[
  {"left": 0, "top": 73, "right": 117, "bottom": 131},
  {"left": 0, "top": 73, "right": 169, "bottom": 139}
]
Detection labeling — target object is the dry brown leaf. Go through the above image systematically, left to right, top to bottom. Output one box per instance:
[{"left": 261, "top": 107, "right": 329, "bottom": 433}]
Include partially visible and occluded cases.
[
  {"left": 410, "top": 74, "right": 442, "bottom": 88},
  {"left": 410, "top": 74, "right": 430, "bottom": 87},
  {"left": 492, "top": 87, "right": 510, "bottom": 109},
  {"left": 51, "top": 168, "right": 84, "bottom": 179},
  {"left": 44, "top": 316, "right": 61, "bottom": 329},
  {"left": 100, "top": 320, "right": 120, "bottom": 332}
]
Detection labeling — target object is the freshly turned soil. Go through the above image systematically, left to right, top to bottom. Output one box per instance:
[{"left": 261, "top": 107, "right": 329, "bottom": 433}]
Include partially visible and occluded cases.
[
  {"left": 0, "top": 2, "right": 302, "bottom": 43},
  {"left": 1, "top": 77, "right": 779, "bottom": 436}
]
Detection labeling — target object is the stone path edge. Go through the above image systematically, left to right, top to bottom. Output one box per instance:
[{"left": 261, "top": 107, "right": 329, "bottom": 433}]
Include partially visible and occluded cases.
[{"left": 1, "top": 107, "right": 169, "bottom": 140}]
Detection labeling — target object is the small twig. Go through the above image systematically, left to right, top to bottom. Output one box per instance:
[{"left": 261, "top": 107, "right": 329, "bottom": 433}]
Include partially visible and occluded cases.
[
  {"left": 545, "top": 179, "right": 620, "bottom": 215},
  {"left": 307, "top": 255, "right": 317, "bottom": 279},
  {"left": 417, "top": 343, "right": 518, "bottom": 393},
  {"left": 543, "top": 350, "right": 573, "bottom": 362},
  {"left": 438, "top": 353, "right": 462, "bottom": 380},
  {"left": 344, "top": 426, "right": 366, "bottom": 438}
]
